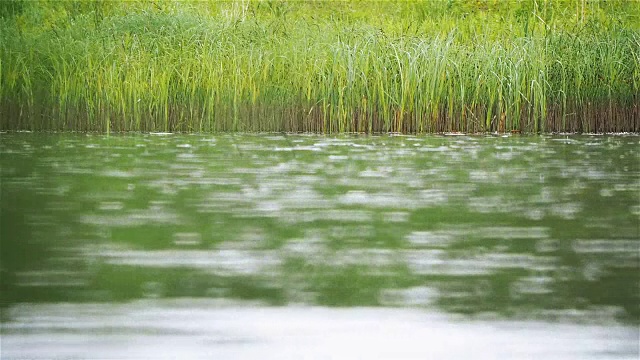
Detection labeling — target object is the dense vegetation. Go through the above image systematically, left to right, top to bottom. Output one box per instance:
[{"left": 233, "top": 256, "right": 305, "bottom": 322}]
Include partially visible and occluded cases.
[{"left": 1, "top": 0, "right": 638, "bottom": 133}]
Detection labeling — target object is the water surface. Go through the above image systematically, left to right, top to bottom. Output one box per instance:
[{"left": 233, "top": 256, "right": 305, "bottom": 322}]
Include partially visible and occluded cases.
[{"left": 1, "top": 133, "right": 638, "bottom": 358}]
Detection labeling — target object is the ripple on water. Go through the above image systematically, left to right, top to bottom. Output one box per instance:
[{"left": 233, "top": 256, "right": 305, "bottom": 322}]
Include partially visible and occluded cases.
[
  {"left": 2, "top": 133, "right": 639, "bottom": 327},
  {"left": 405, "top": 231, "right": 454, "bottom": 248},
  {"left": 89, "top": 249, "right": 281, "bottom": 276}
]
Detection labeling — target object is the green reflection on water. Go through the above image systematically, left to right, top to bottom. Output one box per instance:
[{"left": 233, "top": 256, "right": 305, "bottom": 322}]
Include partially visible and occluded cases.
[{"left": 1, "top": 133, "right": 638, "bottom": 323}]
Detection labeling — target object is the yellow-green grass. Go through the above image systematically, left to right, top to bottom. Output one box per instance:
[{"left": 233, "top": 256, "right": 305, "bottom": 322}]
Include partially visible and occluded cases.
[{"left": 1, "top": 0, "right": 638, "bottom": 133}]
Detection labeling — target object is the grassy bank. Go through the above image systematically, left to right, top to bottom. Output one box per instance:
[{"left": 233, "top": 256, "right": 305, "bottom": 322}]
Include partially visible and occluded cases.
[{"left": 1, "top": 0, "right": 638, "bottom": 133}]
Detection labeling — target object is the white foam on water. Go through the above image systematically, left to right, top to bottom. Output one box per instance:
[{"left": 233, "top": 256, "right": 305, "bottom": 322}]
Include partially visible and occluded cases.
[
  {"left": 101, "top": 169, "right": 135, "bottom": 178},
  {"left": 338, "top": 190, "right": 419, "bottom": 209},
  {"left": 98, "top": 201, "right": 125, "bottom": 211},
  {"left": 80, "top": 207, "right": 181, "bottom": 226},
  {"left": 278, "top": 209, "right": 373, "bottom": 224},
  {"left": 384, "top": 211, "right": 410, "bottom": 223},
  {"left": 472, "top": 226, "right": 550, "bottom": 239},
  {"left": 405, "top": 231, "right": 454, "bottom": 247},
  {"left": 173, "top": 232, "right": 202, "bottom": 246},
  {"left": 572, "top": 239, "right": 639, "bottom": 254},
  {"left": 88, "top": 249, "right": 281, "bottom": 276},
  {"left": 379, "top": 286, "right": 439, "bottom": 307},
  {"left": 2, "top": 300, "right": 637, "bottom": 360}
]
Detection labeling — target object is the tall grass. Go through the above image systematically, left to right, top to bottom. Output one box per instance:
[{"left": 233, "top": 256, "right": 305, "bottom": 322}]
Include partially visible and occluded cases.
[{"left": 1, "top": 0, "right": 638, "bottom": 133}]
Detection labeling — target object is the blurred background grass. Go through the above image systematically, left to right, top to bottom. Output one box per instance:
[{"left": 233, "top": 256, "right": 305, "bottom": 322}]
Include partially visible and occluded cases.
[{"left": 1, "top": 0, "right": 638, "bottom": 133}]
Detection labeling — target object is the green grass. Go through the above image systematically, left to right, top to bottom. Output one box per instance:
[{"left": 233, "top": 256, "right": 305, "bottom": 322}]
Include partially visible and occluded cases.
[{"left": 0, "top": 0, "right": 638, "bottom": 133}]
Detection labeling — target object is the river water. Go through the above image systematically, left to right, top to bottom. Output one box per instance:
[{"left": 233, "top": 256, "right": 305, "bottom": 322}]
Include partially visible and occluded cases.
[{"left": 1, "top": 133, "right": 638, "bottom": 359}]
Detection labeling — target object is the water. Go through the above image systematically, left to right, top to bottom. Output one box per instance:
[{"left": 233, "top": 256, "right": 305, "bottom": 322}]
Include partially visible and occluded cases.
[{"left": 1, "top": 133, "right": 639, "bottom": 358}]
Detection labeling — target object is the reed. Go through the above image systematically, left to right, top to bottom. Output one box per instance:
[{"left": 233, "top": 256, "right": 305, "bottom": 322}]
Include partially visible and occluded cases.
[{"left": 1, "top": 0, "right": 638, "bottom": 133}]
